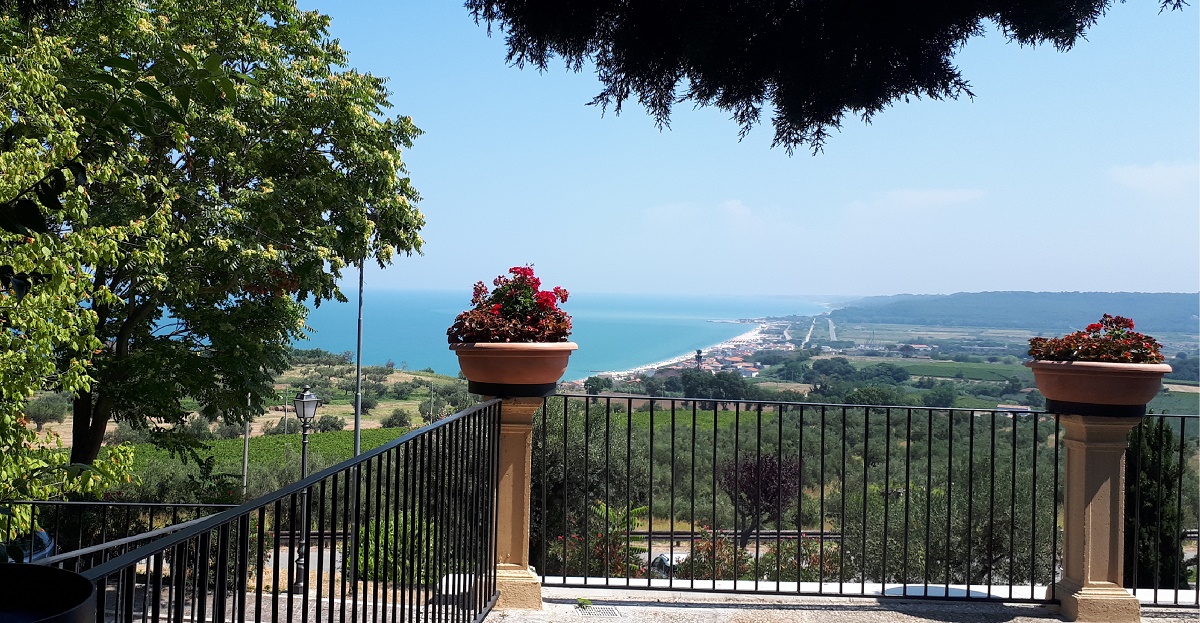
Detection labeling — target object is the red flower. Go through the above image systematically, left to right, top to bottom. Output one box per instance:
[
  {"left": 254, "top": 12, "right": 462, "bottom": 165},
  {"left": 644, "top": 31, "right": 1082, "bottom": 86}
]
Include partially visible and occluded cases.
[
  {"left": 448, "top": 264, "right": 573, "bottom": 343},
  {"left": 1028, "top": 314, "right": 1163, "bottom": 364}
]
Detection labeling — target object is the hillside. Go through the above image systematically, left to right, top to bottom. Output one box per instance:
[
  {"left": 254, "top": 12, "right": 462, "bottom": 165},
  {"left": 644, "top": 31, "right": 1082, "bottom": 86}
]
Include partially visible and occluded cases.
[{"left": 829, "top": 292, "right": 1198, "bottom": 334}]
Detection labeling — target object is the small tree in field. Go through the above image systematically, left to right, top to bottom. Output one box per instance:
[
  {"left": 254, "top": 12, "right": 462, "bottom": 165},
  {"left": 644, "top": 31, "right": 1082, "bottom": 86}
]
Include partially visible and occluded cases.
[
  {"left": 24, "top": 394, "right": 70, "bottom": 432},
  {"left": 718, "top": 455, "right": 801, "bottom": 549}
]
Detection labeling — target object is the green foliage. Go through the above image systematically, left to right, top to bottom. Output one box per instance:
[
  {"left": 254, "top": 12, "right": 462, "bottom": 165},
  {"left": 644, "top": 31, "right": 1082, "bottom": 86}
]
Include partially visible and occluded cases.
[
  {"left": 33, "top": 0, "right": 426, "bottom": 466},
  {"left": 1166, "top": 357, "right": 1199, "bottom": 382},
  {"left": 584, "top": 376, "right": 613, "bottom": 395},
  {"left": 921, "top": 383, "right": 958, "bottom": 408},
  {"left": 22, "top": 393, "right": 69, "bottom": 431},
  {"left": 359, "top": 394, "right": 379, "bottom": 414},
  {"left": 381, "top": 408, "right": 413, "bottom": 429},
  {"left": 314, "top": 414, "right": 345, "bottom": 433},
  {"left": 1125, "top": 421, "right": 1194, "bottom": 589},
  {"left": 547, "top": 501, "right": 647, "bottom": 578},
  {"left": 353, "top": 512, "right": 439, "bottom": 583},
  {"left": 675, "top": 528, "right": 753, "bottom": 580},
  {"left": 757, "top": 538, "right": 841, "bottom": 582}
]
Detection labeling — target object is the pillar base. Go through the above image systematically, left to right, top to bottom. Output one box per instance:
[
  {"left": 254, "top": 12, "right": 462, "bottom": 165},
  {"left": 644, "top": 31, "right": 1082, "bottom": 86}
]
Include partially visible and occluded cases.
[
  {"left": 495, "top": 564, "right": 543, "bottom": 610},
  {"left": 1055, "top": 579, "right": 1140, "bottom": 623}
]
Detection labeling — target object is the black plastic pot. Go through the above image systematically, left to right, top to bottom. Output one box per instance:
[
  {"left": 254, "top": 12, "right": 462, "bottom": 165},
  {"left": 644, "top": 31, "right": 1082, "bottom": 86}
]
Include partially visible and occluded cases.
[{"left": 0, "top": 563, "right": 95, "bottom": 623}]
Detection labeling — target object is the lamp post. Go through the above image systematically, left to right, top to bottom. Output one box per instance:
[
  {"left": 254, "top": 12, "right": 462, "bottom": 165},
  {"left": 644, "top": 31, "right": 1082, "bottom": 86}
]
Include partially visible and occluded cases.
[{"left": 291, "top": 385, "right": 320, "bottom": 594}]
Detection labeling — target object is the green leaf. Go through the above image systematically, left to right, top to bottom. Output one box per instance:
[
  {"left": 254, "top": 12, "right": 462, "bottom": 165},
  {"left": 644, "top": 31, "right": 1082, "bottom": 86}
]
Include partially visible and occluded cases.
[
  {"left": 202, "top": 53, "right": 223, "bottom": 74},
  {"left": 102, "top": 55, "right": 139, "bottom": 72},
  {"left": 91, "top": 70, "right": 123, "bottom": 92},
  {"left": 217, "top": 76, "right": 237, "bottom": 101},
  {"left": 133, "top": 81, "right": 166, "bottom": 102},
  {"left": 148, "top": 99, "right": 186, "bottom": 124},
  {"left": 65, "top": 162, "right": 88, "bottom": 187},
  {"left": 46, "top": 168, "right": 68, "bottom": 195},
  {"left": 35, "top": 181, "right": 63, "bottom": 211}
]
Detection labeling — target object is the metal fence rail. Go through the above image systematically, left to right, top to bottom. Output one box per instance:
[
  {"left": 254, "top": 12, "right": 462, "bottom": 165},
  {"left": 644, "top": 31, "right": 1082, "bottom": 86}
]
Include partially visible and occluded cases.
[
  {"left": 532, "top": 394, "right": 1199, "bottom": 607},
  {"left": 80, "top": 400, "right": 502, "bottom": 623},
  {"left": 0, "top": 501, "right": 233, "bottom": 571}
]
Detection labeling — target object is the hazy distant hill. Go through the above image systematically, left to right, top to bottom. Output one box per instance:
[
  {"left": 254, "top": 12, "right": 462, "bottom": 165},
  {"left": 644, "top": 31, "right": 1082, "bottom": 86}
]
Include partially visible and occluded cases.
[{"left": 829, "top": 292, "right": 1199, "bottom": 334}]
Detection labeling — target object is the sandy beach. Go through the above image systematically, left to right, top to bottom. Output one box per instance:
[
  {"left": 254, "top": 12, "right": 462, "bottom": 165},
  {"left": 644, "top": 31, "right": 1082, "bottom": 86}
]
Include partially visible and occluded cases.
[{"left": 570, "top": 322, "right": 767, "bottom": 381}]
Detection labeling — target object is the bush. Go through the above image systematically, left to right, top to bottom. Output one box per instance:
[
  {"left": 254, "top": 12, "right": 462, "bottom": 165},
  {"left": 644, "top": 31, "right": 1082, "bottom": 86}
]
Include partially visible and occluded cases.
[
  {"left": 360, "top": 394, "right": 379, "bottom": 414},
  {"left": 381, "top": 409, "right": 413, "bottom": 429},
  {"left": 314, "top": 414, "right": 345, "bottom": 433},
  {"left": 263, "top": 416, "right": 298, "bottom": 435},
  {"left": 213, "top": 420, "right": 249, "bottom": 440},
  {"left": 105, "top": 421, "right": 152, "bottom": 445},
  {"left": 353, "top": 512, "right": 439, "bottom": 584},
  {"left": 675, "top": 528, "right": 753, "bottom": 580},
  {"left": 757, "top": 538, "right": 840, "bottom": 581}
]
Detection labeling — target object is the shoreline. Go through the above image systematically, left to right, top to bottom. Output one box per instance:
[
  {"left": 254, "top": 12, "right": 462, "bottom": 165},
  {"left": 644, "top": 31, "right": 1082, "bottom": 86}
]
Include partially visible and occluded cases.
[{"left": 566, "top": 322, "right": 766, "bottom": 382}]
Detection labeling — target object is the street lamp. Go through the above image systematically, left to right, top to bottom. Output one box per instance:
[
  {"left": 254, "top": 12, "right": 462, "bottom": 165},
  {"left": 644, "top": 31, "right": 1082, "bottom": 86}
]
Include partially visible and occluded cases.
[{"left": 291, "top": 385, "right": 319, "bottom": 594}]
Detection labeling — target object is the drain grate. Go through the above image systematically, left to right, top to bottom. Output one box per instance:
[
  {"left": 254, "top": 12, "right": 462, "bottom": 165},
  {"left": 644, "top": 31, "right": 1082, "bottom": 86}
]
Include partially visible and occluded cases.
[{"left": 574, "top": 605, "right": 621, "bottom": 618}]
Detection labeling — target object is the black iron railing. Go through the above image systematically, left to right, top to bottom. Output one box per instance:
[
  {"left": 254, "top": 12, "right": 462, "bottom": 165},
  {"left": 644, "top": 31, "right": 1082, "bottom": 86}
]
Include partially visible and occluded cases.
[
  {"left": 533, "top": 394, "right": 1199, "bottom": 607},
  {"left": 80, "top": 400, "right": 502, "bottom": 623},
  {"left": 1126, "top": 414, "right": 1199, "bottom": 607},
  {"left": 0, "top": 501, "right": 233, "bottom": 570}
]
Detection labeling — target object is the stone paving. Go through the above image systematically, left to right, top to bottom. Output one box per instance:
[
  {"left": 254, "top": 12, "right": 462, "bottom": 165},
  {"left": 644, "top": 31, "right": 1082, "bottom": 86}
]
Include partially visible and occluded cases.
[{"left": 486, "top": 586, "right": 1199, "bottom": 623}]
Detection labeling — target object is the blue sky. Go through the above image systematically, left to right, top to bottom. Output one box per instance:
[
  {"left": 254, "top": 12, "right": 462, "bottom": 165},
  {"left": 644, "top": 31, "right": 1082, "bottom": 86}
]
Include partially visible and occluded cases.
[{"left": 301, "top": 1, "right": 1198, "bottom": 297}]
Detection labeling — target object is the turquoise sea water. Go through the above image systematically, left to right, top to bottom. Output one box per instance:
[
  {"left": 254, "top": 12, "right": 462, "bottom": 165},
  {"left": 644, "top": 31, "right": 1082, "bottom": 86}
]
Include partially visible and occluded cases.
[{"left": 302, "top": 290, "right": 826, "bottom": 381}]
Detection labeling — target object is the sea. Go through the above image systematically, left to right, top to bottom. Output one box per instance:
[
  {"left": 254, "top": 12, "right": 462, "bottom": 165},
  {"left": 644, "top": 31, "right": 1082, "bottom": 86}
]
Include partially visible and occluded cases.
[{"left": 301, "top": 290, "right": 828, "bottom": 381}]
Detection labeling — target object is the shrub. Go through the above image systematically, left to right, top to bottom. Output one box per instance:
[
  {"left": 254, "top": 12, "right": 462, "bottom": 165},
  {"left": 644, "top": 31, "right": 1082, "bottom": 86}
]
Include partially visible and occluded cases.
[
  {"left": 360, "top": 394, "right": 379, "bottom": 414},
  {"left": 381, "top": 409, "right": 413, "bottom": 429},
  {"left": 314, "top": 414, "right": 346, "bottom": 433},
  {"left": 263, "top": 416, "right": 298, "bottom": 435},
  {"left": 213, "top": 420, "right": 249, "bottom": 440},
  {"left": 105, "top": 421, "right": 152, "bottom": 445},
  {"left": 353, "top": 512, "right": 439, "bottom": 584},
  {"left": 675, "top": 528, "right": 753, "bottom": 580},
  {"left": 757, "top": 538, "right": 841, "bottom": 582}
]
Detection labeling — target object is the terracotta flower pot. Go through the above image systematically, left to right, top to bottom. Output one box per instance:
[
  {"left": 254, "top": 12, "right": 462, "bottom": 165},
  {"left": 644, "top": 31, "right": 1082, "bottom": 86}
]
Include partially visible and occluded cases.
[
  {"left": 451, "top": 342, "right": 578, "bottom": 397},
  {"left": 1025, "top": 360, "right": 1172, "bottom": 417}
]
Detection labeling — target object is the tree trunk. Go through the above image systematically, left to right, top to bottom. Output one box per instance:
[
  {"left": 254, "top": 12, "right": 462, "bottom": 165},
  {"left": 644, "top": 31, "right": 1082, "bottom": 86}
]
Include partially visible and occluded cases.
[{"left": 69, "top": 391, "right": 109, "bottom": 465}]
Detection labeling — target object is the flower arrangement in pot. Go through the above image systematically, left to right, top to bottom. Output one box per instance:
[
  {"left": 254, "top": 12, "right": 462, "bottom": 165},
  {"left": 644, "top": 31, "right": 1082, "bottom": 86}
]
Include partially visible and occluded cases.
[
  {"left": 447, "top": 265, "right": 577, "bottom": 397},
  {"left": 1026, "top": 314, "right": 1172, "bottom": 415}
]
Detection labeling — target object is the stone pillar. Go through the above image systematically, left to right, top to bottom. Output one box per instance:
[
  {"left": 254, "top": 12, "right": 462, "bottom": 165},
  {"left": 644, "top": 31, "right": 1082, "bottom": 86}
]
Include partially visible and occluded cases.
[
  {"left": 493, "top": 397, "right": 543, "bottom": 609},
  {"left": 1055, "top": 413, "right": 1142, "bottom": 623}
]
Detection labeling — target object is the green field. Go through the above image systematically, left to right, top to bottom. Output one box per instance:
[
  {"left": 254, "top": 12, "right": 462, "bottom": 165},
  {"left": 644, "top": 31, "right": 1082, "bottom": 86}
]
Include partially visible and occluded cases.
[
  {"left": 849, "top": 359, "right": 1033, "bottom": 383},
  {"left": 128, "top": 427, "right": 412, "bottom": 474}
]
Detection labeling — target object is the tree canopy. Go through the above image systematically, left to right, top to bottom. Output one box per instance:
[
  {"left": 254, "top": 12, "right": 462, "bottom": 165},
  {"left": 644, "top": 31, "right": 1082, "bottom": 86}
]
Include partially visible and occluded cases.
[
  {"left": 0, "top": 0, "right": 424, "bottom": 467},
  {"left": 467, "top": 0, "right": 1186, "bottom": 154}
]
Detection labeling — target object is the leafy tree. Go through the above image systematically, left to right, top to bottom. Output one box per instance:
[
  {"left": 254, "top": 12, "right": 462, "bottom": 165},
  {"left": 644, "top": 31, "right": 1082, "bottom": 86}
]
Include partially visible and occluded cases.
[
  {"left": 53, "top": 0, "right": 424, "bottom": 464},
  {"left": 466, "top": 1, "right": 1184, "bottom": 154},
  {"left": 0, "top": 13, "right": 142, "bottom": 506},
  {"left": 584, "top": 375, "right": 613, "bottom": 396},
  {"left": 922, "top": 383, "right": 958, "bottom": 408},
  {"left": 845, "top": 385, "right": 910, "bottom": 407},
  {"left": 23, "top": 393, "right": 70, "bottom": 431},
  {"left": 359, "top": 394, "right": 379, "bottom": 414},
  {"left": 381, "top": 408, "right": 413, "bottom": 429},
  {"left": 717, "top": 455, "right": 801, "bottom": 550}
]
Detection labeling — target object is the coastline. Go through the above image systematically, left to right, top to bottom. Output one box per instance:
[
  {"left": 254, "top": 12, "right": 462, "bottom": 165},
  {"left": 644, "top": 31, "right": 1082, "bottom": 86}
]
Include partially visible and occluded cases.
[{"left": 566, "top": 322, "right": 766, "bottom": 382}]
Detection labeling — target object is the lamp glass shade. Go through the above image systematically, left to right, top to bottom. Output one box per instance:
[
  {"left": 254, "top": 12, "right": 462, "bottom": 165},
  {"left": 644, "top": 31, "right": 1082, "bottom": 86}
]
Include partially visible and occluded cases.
[{"left": 293, "top": 386, "right": 320, "bottom": 422}]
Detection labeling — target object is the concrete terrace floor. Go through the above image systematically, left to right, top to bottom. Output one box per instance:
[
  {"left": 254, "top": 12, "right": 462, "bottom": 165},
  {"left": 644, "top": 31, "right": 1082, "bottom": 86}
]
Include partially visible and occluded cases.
[{"left": 487, "top": 587, "right": 1200, "bottom": 623}]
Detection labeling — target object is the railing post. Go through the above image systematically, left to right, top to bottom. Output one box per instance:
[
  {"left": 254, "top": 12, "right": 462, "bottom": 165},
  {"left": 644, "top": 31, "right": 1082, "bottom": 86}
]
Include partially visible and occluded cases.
[
  {"left": 493, "top": 397, "right": 544, "bottom": 609},
  {"left": 1056, "top": 413, "right": 1142, "bottom": 622}
]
